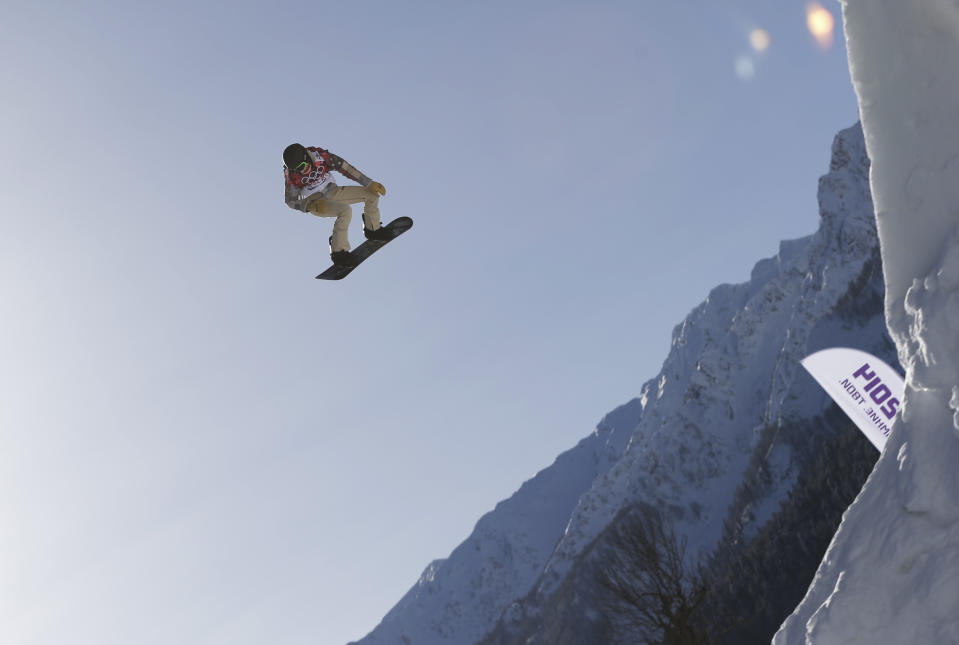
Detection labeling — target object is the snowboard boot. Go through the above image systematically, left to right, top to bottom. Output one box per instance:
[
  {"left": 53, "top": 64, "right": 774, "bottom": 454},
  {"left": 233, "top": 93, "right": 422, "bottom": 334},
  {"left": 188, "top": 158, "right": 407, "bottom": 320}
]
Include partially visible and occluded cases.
[
  {"left": 364, "top": 225, "right": 392, "bottom": 242},
  {"left": 329, "top": 234, "right": 357, "bottom": 267},
  {"left": 330, "top": 250, "right": 357, "bottom": 267}
]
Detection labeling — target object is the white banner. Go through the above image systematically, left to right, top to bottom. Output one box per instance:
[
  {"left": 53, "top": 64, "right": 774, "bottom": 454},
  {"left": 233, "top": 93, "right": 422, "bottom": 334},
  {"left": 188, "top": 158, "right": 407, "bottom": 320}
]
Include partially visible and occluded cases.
[{"left": 801, "top": 348, "right": 905, "bottom": 451}]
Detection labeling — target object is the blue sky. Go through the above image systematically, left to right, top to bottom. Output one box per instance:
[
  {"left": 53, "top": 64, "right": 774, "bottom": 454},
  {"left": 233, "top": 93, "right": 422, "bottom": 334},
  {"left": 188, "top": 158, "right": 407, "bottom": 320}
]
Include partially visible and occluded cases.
[{"left": 1, "top": 2, "right": 858, "bottom": 644}]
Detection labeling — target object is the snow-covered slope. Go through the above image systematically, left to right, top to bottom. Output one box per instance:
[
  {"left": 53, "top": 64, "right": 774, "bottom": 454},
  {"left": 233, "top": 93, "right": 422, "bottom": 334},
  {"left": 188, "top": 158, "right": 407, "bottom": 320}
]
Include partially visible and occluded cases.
[
  {"left": 775, "top": 2, "right": 959, "bottom": 643},
  {"left": 351, "top": 121, "right": 887, "bottom": 645}
]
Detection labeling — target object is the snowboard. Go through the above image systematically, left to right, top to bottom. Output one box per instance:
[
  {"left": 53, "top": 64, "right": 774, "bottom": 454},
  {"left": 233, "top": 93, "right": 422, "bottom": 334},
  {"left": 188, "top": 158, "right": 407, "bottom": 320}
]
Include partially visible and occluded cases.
[{"left": 316, "top": 216, "right": 413, "bottom": 280}]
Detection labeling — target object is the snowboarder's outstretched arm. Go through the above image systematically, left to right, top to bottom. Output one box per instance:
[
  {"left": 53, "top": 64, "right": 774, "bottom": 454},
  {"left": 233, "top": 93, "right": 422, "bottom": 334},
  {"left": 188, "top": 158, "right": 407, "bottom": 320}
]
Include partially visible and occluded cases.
[
  {"left": 327, "top": 152, "right": 372, "bottom": 188},
  {"left": 327, "top": 152, "right": 386, "bottom": 195}
]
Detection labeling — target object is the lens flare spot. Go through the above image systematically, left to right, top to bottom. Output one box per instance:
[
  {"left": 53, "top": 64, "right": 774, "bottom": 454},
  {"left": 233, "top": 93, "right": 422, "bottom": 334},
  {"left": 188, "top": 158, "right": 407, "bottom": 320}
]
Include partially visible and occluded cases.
[
  {"left": 806, "top": 2, "right": 836, "bottom": 50},
  {"left": 750, "top": 28, "right": 771, "bottom": 53},
  {"left": 735, "top": 55, "right": 756, "bottom": 81}
]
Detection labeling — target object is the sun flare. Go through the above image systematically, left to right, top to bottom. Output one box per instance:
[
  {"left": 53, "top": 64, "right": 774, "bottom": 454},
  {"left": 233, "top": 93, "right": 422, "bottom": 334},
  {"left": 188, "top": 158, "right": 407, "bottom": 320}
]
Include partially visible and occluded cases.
[
  {"left": 806, "top": 2, "right": 836, "bottom": 50},
  {"left": 750, "top": 28, "right": 771, "bottom": 53}
]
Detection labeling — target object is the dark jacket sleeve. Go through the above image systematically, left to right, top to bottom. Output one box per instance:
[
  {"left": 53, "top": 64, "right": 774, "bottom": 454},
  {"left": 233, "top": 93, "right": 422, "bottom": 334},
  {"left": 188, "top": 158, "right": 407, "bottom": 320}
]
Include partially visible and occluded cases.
[{"left": 328, "top": 152, "right": 372, "bottom": 188}]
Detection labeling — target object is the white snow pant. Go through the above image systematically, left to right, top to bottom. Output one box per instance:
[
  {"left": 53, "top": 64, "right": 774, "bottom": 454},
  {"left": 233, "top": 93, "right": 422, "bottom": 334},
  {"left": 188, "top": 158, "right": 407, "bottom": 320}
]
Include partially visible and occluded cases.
[{"left": 306, "top": 185, "right": 382, "bottom": 253}]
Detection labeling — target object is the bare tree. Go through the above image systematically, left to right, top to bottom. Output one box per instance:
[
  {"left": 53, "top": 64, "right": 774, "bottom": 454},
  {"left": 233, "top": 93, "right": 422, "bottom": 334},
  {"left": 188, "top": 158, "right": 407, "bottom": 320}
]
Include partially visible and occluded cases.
[{"left": 598, "top": 505, "right": 714, "bottom": 645}]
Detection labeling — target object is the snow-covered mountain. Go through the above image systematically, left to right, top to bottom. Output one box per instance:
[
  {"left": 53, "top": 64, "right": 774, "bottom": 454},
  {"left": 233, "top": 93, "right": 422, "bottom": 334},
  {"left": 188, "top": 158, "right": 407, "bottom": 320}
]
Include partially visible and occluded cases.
[
  {"left": 350, "top": 122, "right": 891, "bottom": 645},
  {"left": 482, "top": 122, "right": 892, "bottom": 645}
]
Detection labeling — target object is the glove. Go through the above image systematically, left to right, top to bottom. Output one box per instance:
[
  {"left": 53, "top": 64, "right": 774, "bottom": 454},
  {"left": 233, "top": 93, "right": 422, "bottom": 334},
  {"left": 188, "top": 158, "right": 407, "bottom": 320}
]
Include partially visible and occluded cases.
[
  {"left": 368, "top": 181, "right": 387, "bottom": 196},
  {"left": 308, "top": 200, "right": 329, "bottom": 215}
]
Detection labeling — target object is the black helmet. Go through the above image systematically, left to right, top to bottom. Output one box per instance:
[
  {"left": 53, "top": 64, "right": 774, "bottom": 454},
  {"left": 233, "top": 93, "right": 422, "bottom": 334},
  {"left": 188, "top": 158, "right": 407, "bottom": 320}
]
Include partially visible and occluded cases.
[{"left": 283, "top": 143, "right": 311, "bottom": 170}]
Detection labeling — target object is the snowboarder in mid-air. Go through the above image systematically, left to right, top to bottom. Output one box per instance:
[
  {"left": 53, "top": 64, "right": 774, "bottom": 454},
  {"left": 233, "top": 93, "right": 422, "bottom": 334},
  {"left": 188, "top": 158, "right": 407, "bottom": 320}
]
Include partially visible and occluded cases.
[{"left": 283, "top": 143, "right": 391, "bottom": 267}]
